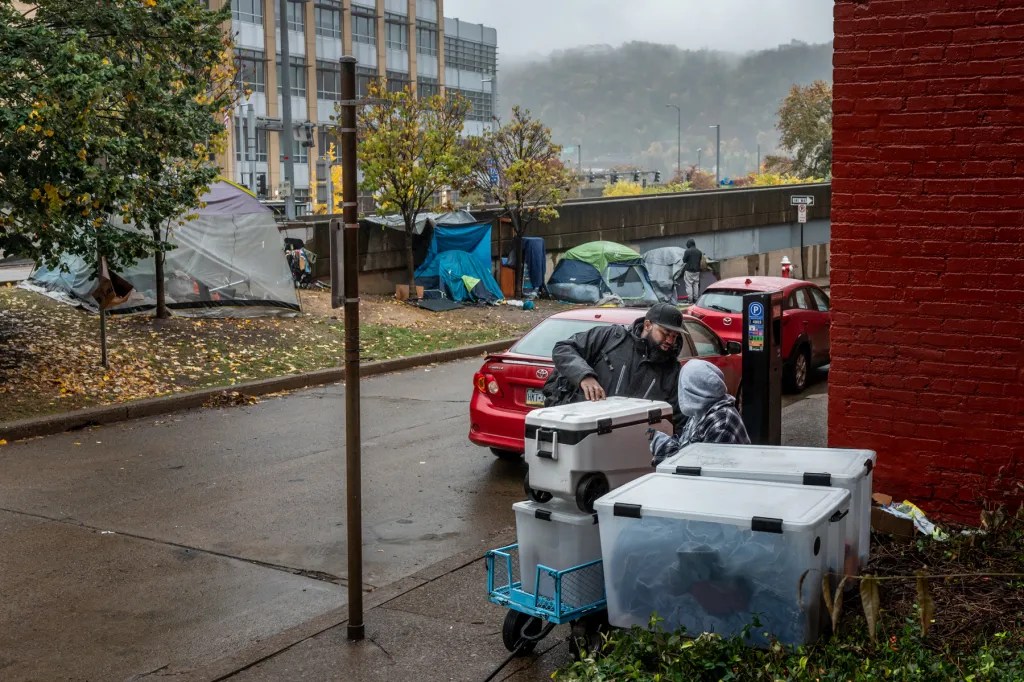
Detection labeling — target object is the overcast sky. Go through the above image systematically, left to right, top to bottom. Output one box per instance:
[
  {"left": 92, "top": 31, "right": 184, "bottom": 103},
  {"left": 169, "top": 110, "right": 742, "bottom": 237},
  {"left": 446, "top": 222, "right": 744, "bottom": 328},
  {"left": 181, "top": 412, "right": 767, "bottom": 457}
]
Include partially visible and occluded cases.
[{"left": 444, "top": 0, "right": 834, "bottom": 62}]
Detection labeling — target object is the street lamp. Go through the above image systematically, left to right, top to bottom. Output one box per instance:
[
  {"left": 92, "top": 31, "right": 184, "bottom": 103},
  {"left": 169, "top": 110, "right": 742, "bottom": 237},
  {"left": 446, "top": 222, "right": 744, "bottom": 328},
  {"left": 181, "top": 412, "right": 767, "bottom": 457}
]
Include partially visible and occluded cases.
[
  {"left": 481, "top": 77, "right": 497, "bottom": 132},
  {"left": 664, "top": 103, "right": 681, "bottom": 177},
  {"left": 709, "top": 124, "right": 721, "bottom": 187},
  {"left": 696, "top": 147, "right": 702, "bottom": 172}
]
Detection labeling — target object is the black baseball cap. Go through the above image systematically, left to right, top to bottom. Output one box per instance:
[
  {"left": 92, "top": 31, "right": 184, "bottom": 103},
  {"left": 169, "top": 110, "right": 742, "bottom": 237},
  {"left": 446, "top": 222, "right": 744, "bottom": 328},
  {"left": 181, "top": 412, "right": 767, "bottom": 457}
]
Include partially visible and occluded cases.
[{"left": 645, "top": 302, "right": 685, "bottom": 333}]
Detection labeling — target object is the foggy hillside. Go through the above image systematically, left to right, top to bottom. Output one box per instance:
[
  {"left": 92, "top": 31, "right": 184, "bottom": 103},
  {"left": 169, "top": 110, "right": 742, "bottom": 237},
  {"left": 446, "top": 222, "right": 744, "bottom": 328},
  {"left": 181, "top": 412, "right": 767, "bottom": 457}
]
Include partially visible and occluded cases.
[{"left": 497, "top": 40, "right": 833, "bottom": 179}]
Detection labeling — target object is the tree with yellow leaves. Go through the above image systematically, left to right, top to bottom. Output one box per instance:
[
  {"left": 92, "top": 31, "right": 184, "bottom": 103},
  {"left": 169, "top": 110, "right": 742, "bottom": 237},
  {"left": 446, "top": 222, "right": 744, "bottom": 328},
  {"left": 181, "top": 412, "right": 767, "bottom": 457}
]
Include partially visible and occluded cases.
[{"left": 355, "top": 80, "right": 472, "bottom": 298}]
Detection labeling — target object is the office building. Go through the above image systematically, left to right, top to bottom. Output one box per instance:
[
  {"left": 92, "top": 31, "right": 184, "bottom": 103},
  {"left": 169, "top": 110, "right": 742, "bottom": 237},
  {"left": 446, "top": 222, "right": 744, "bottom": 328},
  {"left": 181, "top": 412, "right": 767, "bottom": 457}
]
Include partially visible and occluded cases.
[{"left": 216, "top": 0, "right": 498, "bottom": 215}]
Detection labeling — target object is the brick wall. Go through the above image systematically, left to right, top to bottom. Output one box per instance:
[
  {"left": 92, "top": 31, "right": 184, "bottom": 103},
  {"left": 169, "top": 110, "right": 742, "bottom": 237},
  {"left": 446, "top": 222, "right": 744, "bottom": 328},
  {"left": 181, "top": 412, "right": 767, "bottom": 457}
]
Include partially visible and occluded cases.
[{"left": 830, "top": 0, "right": 1024, "bottom": 521}]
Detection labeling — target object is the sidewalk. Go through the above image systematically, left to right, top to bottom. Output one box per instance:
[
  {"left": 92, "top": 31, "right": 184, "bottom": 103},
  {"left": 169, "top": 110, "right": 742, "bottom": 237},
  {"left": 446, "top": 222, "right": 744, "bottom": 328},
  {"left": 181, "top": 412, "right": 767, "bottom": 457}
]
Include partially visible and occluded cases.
[{"left": 195, "top": 389, "right": 829, "bottom": 682}]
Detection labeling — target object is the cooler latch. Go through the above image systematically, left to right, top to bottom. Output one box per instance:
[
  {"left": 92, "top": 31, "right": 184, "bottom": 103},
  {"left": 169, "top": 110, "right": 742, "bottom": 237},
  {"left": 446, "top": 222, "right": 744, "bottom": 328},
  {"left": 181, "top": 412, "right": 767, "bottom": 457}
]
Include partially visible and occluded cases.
[
  {"left": 647, "top": 409, "right": 663, "bottom": 424},
  {"left": 597, "top": 418, "right": 613, "bottom": 435},
  {"left": 535, "top": 427, "right": 558, "bottom": 460},
  {"left": 673, "top": 466, "right": 702, "bottom": 476},
  {"left": 802, "top": 472, "right": 832, "bottom": 486},
  {"left": 613, "top": 502, "right": 642, "bottom": 518},
  {"left": 829, "top": 509, "right": 850, "bottom": 523},
  {"left": 751, "top": 516, "right": 783, "bottom": 534}
]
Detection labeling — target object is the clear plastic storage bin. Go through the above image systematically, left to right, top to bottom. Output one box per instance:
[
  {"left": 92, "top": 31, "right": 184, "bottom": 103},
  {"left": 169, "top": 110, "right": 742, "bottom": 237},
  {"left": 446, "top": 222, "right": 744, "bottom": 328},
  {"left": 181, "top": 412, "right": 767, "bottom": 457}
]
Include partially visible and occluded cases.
[
  {"left": 524, "top": 397, "right": 672, "bottom": 511},
  {"left": 656, "top": 443, "right": 876, "bottom": 575},
  {"left": 594, "top": 473, "right": 850, "bottom": 646},
  {"left": 513, "top": 500, "right": 603, "bottom": 602}
]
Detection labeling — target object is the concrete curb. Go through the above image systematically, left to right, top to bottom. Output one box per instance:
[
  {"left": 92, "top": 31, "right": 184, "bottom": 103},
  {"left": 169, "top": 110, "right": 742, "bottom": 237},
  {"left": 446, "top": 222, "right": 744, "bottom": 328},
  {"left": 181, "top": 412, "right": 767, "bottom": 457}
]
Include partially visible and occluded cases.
[{"left": 1, "top": 338, "right": 517, "bottom": 442}]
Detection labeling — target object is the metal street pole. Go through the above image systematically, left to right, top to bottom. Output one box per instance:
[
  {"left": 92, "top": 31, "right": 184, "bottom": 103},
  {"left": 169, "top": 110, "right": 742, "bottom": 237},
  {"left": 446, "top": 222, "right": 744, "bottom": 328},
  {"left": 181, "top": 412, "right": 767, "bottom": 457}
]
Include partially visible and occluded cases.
[
  {"left": 278, "top": 0, "right": 295, "bottom": 220},
  {"left": 338, "top": 55, "right": 363, "bottom": 642},
  {"left": 247, "top": 103, "right": 257, "bottom": 193},
  {"left": 665, "top": 104, "right": 680, "bottom": 176},
  {"left": 710, "top": 124, "right": 720, "bottom": 187},
  {"left": 756, "top": 143, "right": 761, "bottom": 174},
  {"left": 696, "top": 147, "right": 702, "bottom": 172}
]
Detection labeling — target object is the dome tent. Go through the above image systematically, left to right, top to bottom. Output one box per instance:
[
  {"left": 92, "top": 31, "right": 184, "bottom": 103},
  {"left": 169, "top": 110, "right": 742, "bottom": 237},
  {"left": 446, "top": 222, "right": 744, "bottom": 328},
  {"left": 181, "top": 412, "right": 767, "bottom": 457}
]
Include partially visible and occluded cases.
[
  {"left": 25, "top": 180, "right": 299, "bottom": 317},
  {"left": 547, "top": 240, "right": 661, "bottom": 305}
]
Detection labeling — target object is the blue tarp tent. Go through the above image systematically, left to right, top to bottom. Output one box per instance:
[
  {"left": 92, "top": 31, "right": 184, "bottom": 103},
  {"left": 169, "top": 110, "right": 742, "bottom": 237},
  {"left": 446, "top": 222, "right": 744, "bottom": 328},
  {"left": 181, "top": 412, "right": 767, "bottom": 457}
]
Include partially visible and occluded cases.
[{"left": 414, "top": 221, "right": 503, "bottom": 303}]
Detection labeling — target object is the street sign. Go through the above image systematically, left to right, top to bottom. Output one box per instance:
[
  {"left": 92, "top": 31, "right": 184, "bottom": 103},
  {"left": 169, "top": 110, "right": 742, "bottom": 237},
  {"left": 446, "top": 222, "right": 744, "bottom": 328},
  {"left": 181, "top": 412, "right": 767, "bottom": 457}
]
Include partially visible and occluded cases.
[
  {"left": 487, "top": 161, "right": 499, "bottom": 186},
  {"left": 790, "top": 195, "right": 815, "bottom": 206},
  {"left": 797, "top": 204, "right": 807, "bottom": 223}
]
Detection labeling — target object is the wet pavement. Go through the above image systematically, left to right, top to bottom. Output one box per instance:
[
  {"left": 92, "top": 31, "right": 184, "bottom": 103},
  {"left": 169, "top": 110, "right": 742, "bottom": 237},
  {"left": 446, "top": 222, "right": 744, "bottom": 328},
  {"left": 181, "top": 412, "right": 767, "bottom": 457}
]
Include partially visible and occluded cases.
[{"left": 0, "top": 358, "right": 528, "bottom": 680}]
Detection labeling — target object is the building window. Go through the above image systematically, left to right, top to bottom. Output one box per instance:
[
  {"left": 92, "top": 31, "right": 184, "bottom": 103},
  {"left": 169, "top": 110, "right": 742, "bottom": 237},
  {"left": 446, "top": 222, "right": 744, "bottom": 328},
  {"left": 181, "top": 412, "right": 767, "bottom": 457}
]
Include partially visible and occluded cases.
[
  {"left": 232, "top": 0, "right": 262, "bottom": 24},
  {"left": 274, "top": 0, "right": 305, "bottom": 32},
  {"left": 314, "top": 0, "right": 341, "bottom": 38},
  {"left": 352, "top": 7, "right": 376, "bottom": 44},
  {"left": 384, "top": 13, "right": 408, "bottom": 50},
  {"left": 416, "top": 20, "right": 438, "bottom": 56},
  {"left": 444, "top": 36, "right": 496, "bottom": 74},
  {"left": 235, "top": 48, "right": 266, "bottom": 93},
  {"left": 276, "top": 56, "right": 307, "bottom": 97},
  {"left": 316, "top": 60, "right": 341, "bottom": 99},
  {"left": 355, "top": 66, "right": 377, "bottom": 97},
  {"left": 385, "top": 70, "right": 411, "bottom": 94},
  {"left": 417, "top": 76, "right": 439, "bottom": 98},
  {"left": 450, "top": 87, "right": 492, "bottom": 121},
  {"left": 235, "top": 127, "right": 268, "bottom": 162},
  {"left": 317, "top": 129, "right": 336, "bottom": 155},
  {"left": 281, "top": 139, "right": 309, "bottom": 164}
]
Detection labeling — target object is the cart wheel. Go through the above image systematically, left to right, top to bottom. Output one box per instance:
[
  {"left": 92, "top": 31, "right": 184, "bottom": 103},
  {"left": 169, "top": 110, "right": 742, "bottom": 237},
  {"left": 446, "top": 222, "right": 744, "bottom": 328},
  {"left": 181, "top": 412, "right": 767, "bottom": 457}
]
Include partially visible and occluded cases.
[
  {"left": 523, "top": 473, "right": 553, "bottom": 504},
  {"left": 575, "top": 473, "right": 610, "bottom": 513},
  {"left": 502, "top": 610, "right": 543, "bottom": 655},
  {"left": 569, "top": 612, "right": 609, "bottom": 660}
]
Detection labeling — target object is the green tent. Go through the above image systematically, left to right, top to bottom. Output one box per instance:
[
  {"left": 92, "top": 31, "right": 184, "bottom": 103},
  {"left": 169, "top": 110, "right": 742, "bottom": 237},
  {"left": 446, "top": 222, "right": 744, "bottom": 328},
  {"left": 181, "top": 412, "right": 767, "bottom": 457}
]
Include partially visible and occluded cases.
[{"left": 562, "top": 241, "right": 643, "bottom": 275}]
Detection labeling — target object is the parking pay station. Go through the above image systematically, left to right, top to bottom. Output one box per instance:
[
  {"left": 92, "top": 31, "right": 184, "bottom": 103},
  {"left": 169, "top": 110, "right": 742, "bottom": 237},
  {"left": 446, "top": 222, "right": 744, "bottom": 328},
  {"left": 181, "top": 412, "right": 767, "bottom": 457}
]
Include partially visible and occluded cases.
[{"left": 741, "top": 291, "right": 783, "bottom": 444}]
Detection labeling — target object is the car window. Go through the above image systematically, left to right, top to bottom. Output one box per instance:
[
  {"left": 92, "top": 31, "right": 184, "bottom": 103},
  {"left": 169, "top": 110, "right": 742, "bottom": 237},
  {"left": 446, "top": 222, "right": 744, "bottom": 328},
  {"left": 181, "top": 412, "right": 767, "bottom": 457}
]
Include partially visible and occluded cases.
[
  {"left": 810, "top": 287, "right": 830, "bottom": 312},
  {"left": 793, "top": 288, "right": 813, "bottom": 310},
  {"left": 694, "top": 290, "right": 745, "bottom": 313},
  {"left": 510, "top": 319, "right": 614, "bottom": 358},
  {"left": 684, "top": 320, "right": 724, "bottom": 357}
]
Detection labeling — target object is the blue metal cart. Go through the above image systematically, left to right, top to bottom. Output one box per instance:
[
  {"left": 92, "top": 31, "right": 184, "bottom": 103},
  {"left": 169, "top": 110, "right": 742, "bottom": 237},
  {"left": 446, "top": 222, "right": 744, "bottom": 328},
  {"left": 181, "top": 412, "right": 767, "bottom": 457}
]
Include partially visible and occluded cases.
[{"left": 485, "top": 543, "right": 608, "bottom": 659}]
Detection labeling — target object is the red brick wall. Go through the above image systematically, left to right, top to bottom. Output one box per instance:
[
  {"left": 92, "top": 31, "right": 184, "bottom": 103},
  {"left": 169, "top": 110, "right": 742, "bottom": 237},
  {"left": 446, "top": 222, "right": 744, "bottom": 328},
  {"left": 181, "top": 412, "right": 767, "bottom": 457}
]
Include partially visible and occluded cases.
[{"left": 830, "top": 0, "right": 1024, "bottom": 522}]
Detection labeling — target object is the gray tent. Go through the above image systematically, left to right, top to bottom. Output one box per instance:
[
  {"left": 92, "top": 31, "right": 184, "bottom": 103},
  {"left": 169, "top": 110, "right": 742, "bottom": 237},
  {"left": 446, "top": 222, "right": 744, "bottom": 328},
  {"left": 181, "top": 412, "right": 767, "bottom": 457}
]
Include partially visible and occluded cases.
[
  {"left": 24, "top": 181, "right": 299, "bottom": 317},
  {"left": 642, "top": 246, "right": 718, "bottom": 303}
]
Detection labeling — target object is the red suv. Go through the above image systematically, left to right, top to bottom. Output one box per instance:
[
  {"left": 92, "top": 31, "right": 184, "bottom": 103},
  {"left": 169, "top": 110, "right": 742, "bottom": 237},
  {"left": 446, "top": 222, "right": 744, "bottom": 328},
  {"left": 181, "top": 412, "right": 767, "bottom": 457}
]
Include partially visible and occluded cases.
[
  {"left": 688, "top": 276, "right": 830, "bottom": 392},
  {"left": 468, "top": 307, "right": 742, "bottom": 459}
]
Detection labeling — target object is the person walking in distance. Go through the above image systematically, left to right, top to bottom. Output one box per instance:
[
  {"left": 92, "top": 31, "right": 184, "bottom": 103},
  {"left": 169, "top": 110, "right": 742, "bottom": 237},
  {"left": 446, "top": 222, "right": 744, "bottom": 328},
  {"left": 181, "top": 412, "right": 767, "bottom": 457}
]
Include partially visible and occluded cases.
[{"left": 682, "top": 238, "right": 703, "bottom": 304}]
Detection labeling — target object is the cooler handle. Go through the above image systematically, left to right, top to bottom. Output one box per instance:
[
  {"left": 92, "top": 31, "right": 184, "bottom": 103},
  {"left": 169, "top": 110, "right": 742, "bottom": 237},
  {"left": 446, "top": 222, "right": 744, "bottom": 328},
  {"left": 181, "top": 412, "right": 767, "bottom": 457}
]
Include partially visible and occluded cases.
[
  {"left": 535, "top": 427, "right": 558, "bottom": 460},
  {"left": 829, "top": 509, "right": 850, "bottom": 523}
]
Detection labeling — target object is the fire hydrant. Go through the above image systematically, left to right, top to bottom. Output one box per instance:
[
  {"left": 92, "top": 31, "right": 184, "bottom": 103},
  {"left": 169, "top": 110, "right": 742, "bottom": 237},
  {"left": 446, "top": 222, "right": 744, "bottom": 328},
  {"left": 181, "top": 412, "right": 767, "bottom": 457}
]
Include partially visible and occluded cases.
[{"left": 780, "top": 256, "right": 792, "bottom": 278}]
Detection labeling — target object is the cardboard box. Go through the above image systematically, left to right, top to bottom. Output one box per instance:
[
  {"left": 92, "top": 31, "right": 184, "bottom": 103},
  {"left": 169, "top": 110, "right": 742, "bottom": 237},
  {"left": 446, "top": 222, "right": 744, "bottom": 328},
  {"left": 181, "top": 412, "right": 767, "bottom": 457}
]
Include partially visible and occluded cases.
[
  {"left": 395, "top": 284, "right": 424, "bottom": 301},
  {"left": 870, "top": 493, "right": 915, "bottom": 540}
]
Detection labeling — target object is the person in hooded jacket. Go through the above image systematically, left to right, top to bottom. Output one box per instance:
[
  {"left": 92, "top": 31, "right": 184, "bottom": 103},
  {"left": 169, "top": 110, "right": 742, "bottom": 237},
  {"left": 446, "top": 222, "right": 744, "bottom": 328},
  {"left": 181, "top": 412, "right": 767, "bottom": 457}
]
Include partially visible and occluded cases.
[
  {"left": 543, "top": 302, "right": 685, "bottom": 427},
  {"left": 648, "top": 358, "right": 750, "bottom": 464}
]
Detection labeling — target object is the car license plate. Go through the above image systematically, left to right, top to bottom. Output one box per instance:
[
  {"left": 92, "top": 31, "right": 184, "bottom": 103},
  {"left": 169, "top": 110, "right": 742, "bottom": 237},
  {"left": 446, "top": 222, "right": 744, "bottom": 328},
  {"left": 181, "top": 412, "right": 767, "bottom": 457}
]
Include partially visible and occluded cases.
[{"left": 525, "top": 388, "right": 545, "bottom": 406}]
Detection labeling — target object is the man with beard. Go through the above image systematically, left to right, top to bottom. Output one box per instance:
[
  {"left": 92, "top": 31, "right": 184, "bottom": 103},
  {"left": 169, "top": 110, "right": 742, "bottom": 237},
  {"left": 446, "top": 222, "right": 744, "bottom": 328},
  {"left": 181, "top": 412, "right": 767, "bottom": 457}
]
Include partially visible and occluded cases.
[{"left": 544, "top": 302, "right": 685, "bottom": 427}]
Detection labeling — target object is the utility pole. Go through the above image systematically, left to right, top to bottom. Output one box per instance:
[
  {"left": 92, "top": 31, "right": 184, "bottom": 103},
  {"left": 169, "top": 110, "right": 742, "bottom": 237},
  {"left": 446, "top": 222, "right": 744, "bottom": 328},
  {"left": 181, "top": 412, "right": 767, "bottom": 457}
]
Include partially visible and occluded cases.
[
  {"left": 278, "top": 0, "right": 295, "bottom": 219},
  {"left": 337, "top": 55, "right": 364, "bottom": 642},
  {"left": 247, "top": 103, "right": 257, "bottom": 193},
  {"left": 665, "top": 104, "right": 681, "bottom": 177},
  {"left": 709, "top": 124, "right": 721, "bottom": 187},
  {"left": 696, "top": 147, "right": 702, "bottom": 173}
]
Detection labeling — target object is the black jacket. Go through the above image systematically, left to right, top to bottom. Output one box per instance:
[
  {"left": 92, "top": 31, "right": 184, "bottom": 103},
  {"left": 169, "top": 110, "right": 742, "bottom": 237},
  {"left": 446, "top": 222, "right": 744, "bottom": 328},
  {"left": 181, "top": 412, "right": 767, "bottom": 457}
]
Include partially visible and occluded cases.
[
  {"left": 682, "top": 246, "right": 703, "bottom": 273},
  {"left": 544, "top": 318, "right": 683, "bottom": 427}
]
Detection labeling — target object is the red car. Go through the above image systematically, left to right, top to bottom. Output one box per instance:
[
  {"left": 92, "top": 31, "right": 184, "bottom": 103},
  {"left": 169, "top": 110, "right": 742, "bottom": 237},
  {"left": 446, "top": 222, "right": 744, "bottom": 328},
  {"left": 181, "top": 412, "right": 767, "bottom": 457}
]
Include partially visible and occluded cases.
[
  {"left": 688, "top": 276, "right": 831, "bottom": 393},
  {"left": 469, "top": 307, "right": 743, "bottom": 459}
]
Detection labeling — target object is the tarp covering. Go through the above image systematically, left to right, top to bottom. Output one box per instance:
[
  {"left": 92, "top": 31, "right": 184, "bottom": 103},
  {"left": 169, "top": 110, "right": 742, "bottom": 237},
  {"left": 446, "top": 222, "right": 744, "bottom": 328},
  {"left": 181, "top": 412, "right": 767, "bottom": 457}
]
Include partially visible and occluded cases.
[
  {"left": 25, "top": 180, "right": 299, "bottom": 317},
  {"left": 363, "top": 209, "right": 479, "bottom": 235},
  {"left": 414, "top": 222, "right": 493, "bottom": 281},
  {"left": 505, "top": 236, "right": 547, "bottom": 293},
  {"left": 562, "top": 241, "right": 642, "bottom": 274},
  {"left": 642, "top": 246, "right": 687, "bottom": 303},
  {"left": 427, "top": 250, "right": 503, "bottom": 303},
  {"left": 546, "top": 259, "right": 606, "bottom": 304}
]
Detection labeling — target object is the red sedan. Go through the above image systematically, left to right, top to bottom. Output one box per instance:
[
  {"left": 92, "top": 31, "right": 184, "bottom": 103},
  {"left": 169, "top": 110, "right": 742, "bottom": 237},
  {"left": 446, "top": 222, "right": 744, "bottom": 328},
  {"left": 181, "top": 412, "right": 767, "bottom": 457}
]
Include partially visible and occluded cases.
[
  {"left": 688, "top": 276, "right": 831, "bottom": 393},
  {"left": 468, "top": 307, "right": 743, "bottom": 459}
]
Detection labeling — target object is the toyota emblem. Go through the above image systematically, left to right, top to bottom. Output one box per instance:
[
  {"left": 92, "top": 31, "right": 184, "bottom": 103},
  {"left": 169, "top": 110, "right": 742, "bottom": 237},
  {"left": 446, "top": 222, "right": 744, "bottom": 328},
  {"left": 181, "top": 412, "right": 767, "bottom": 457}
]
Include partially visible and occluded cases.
[
  {"left": 722, "top": 317, "right": 733, "bottom": 325},
  {"left": 536, "top": 368, "right": 550, "bottom": 379}
]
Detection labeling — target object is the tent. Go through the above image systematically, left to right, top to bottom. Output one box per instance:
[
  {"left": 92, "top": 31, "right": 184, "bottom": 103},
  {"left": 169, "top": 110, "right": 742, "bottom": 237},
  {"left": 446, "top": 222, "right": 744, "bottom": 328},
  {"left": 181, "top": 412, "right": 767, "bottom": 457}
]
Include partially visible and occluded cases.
[
  {"left": 24, "top": 180, "right": 299, "bottom": 317},
  {"left": 413, "top": 220, "right": 504, "bottom": 303},
  {"left": 547, "top": 240, "right": 660, "bottom": 305},
  {"left": 642, "top": 246, "right": 720, "bottom": 303}
]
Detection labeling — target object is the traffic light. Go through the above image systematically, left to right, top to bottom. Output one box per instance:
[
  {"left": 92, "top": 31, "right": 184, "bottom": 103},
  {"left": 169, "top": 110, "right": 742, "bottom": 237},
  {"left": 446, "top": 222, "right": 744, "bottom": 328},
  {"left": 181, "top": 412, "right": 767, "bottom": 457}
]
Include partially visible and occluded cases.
[
  {"left": 632, "top": 170, "right": 641, "bottom": 182},
  {"left": 654, "top": 171, "right": 662, "bottom": 183},
  {"left": 610, "top": 172, "right": 618, "bottom": 184},
  {"left": 588, "top": 173, "right": 595, "bottom": 183},
  {"left": 257, "top": 174, "right": 267, "bottom": 197}
]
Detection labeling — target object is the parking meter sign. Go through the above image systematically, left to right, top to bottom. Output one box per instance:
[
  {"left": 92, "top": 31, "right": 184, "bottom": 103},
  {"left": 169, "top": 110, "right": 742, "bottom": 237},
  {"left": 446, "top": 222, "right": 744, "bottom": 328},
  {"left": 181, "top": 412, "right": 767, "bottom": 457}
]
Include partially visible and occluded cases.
[{"left": 797, "top": 204, "right": 807, "bottom": 224}]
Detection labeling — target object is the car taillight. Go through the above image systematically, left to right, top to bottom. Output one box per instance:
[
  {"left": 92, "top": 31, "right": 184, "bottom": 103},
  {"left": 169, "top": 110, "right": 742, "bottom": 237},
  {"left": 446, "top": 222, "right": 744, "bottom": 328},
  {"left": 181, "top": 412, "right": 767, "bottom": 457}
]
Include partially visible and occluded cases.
[{"left": 473, "top": 371, "right": 502, "bottom": 396}]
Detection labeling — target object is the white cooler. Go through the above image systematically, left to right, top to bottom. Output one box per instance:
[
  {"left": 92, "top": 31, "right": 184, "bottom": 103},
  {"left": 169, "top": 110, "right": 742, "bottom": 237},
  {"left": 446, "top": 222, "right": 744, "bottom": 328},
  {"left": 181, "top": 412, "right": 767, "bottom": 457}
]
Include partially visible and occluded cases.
[
  {"left": 524, "top": 397, "right": 673, "bottom": 512},
  {"left": 656, "top": 443, "right": 876, "bottom": 575},
  {"left": 594, "top": 473, "right": 850, "bottom": 646},
  {"left": 513, "top": 500, "right": 603, "bottom": 603}
]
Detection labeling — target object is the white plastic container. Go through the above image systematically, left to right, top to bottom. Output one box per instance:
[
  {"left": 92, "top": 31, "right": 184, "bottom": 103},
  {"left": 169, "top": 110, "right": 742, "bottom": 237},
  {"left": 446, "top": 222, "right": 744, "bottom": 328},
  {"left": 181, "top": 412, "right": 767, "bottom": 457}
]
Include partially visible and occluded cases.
[
  {"left": 524, "top": 397, "right": 673, "bottom": 511},
  {"left": 656, "top": 443, "right": 876, "bottom": 575},
  {"left": 594, "top": 473, "right": 850, "bottom": 646},
  {"left": 513, "top": 500, "right": 603, "bottom": 604}
]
